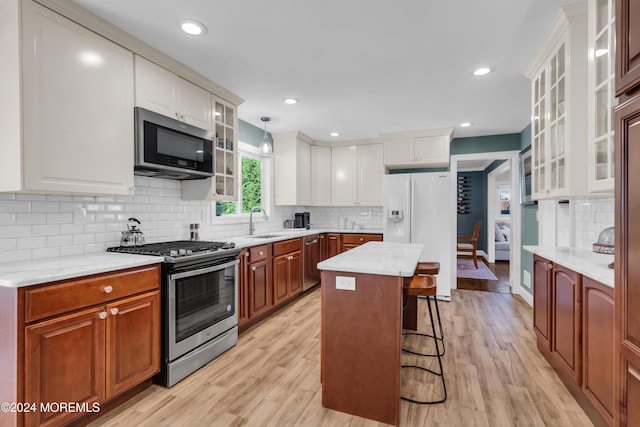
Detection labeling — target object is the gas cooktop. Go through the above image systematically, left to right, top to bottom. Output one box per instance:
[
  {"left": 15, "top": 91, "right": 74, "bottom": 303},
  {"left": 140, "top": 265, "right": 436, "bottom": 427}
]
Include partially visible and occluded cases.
[{"left": 107, "top": 240, "right": 237, "bottom": 262}]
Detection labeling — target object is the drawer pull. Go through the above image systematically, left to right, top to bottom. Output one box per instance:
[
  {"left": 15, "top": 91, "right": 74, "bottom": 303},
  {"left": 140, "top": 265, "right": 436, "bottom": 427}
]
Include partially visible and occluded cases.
[
  {"left": 359, "top": 237, "right": 364, "bottom": 242},
  {"left": 259, "top": 251, "right": 264, "bottom": 256},
  {"left": 288, "top": 256, "right": 293, "bottom": 260},
  {"left": 252, "top": 266, "right": 256, "bottom": 271},
  {"left": 103, "top": 285, "right": 113, "bottom": 294},
  {"left": 110, "top": 308, "right": 119, "bottom": 316},
  {"left": 98, "top": 311, "right": 107, "bottom": 320}
]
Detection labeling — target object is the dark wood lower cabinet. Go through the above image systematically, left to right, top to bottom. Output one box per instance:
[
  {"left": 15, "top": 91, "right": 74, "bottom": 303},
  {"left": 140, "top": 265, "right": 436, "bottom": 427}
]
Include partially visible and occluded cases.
[
  {"left": 616, "top": 91, "right": 640, "bottom": 427},
  {"left": 325, "top": 233, "right": 340, "bottom": 258},
  {"left": 273, "top": 251, "right": 302, "bottom": 305},
  {"left": 533, "top": 255, "right": 552, "bottom": 350},
  {"left": 249, "top": 258, "right": 272, "bottom": 318},
  {"left": 534, "top": 261, "right": 613, "bottom": 427},
  {"left": 551, "top": 265, "right": 582, "bottom": 385},
  {"left": 583, "top": 277, "right": 615, "bottom": 426},
  {"left": 106, "top": 291, "right": 160, "bottom": 399},
  {"left": 25, "top": 307, "right": 106, "bottom": 427}
]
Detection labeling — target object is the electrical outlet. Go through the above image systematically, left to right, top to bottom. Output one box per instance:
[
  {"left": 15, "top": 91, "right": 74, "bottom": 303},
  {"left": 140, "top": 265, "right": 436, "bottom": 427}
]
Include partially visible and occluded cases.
[{"left": 336, "top": 276, "right": 356, "bottom": 291}]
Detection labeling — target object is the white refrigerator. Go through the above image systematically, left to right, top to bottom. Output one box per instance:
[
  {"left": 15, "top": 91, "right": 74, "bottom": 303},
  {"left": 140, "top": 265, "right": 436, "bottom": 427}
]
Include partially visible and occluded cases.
[{"left": 383, "top": 172, "right": 453, "bottom": 299}]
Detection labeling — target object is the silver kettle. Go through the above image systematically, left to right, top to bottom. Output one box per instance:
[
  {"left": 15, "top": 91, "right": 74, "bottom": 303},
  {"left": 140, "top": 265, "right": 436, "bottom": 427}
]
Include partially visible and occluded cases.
[{"left": 120, "top": 218, "right": 146, "bottom": 247}]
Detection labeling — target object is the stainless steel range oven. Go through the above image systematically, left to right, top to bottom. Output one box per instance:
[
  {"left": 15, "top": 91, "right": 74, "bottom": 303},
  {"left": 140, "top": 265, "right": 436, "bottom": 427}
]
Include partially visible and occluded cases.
[{"left": 108, "top": 241, "right": 240, "bottom": 386}]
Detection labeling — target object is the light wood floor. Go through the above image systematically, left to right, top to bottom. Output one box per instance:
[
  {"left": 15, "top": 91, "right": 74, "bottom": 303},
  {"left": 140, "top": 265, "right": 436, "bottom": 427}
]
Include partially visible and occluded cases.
[{"left": 90, "top": 288, "right": 593, "bottom": 427}]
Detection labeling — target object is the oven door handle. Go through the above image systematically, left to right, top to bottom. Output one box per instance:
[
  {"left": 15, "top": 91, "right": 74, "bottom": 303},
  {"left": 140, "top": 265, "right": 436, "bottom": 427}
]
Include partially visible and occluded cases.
[{"left": 169, "top": 259, "right": 239, "bottom": 281}]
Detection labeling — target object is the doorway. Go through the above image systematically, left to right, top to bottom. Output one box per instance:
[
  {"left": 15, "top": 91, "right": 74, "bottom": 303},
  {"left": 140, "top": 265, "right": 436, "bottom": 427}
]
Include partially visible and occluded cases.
[{"left": 449, "top": 151, "right": 523, "bottom": 298}]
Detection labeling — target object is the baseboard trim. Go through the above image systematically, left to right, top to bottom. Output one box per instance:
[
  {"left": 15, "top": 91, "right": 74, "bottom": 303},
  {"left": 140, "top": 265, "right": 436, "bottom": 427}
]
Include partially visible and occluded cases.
[{"left": 518, "top": 289, "right": 534, "bottom": 307}]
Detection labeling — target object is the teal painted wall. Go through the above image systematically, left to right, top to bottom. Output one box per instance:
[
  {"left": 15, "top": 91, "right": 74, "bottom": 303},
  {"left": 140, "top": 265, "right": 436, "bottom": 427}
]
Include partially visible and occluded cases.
[
  {"left": 238, "top": 119, "right": 272, "bottom": 148},
  {"left": 519, "top": 124, "right": 537, "bottom": 295},
  {"left": 451, "top": 133, "right": 522, "bottom": 155},
  {"left": 457, "top": 171, "right": 487, "bottom": 252}
]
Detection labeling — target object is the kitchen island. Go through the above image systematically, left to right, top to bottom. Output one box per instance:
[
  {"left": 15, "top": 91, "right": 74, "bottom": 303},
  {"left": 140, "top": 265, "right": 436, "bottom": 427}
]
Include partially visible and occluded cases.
[{"left": 317, "top": 241, "right": 423, "bottom": 426}]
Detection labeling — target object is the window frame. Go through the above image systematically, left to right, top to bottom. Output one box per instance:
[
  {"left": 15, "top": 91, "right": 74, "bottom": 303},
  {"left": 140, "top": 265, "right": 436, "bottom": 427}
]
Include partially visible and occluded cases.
[{"left": 212, "top": 141, "right": 272, "bottom": 224}]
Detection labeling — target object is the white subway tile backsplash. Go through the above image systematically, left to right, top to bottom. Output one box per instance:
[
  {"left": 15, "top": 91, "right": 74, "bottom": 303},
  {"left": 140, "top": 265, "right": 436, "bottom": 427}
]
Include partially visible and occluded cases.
[
  {"left": 0, "top": 176, "right": 384, "bottom": 263},
  {"left": 573, "top": 197, "right": 614, "bottom": 251},
  {"left": 0, "top": 201, "right": 31, "bottom": 212},
  {"left": 31, "top": 201, "right": 60, "bottom": 213},
  {"left": 0, "top": 213, "right": 17, "bottom": 225},
  {"left": 17, "top": 213, "right": 47, "bottom": 225},
  {"left": 46, "top": 213, "right": 72, "bottom": 224},
  {"left": 32, "top": 224, "right": 60, "bottom": 236},
  {"left": 0, "top": 225, "right": 31, "bottom": 238},
  {"left": 46, "top": 235, "right": 73, "bottom": 247},
  {"left": 17, "top": 237, "right": 47, "bottom": 250},
  {"left": 0, "top": 239, "right": 17, "bottom": 251},
  {"left": 60, "top": 245, "right": 85, "bottom": 257},
  {"left": 32, "top": 247, "right": 60, "bottom": 260}
]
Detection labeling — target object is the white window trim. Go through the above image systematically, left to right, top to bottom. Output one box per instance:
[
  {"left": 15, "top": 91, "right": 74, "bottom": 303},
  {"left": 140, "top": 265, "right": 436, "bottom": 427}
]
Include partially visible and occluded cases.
[{"left": 212, "top": 141, "right": 273, "bottom": 225}]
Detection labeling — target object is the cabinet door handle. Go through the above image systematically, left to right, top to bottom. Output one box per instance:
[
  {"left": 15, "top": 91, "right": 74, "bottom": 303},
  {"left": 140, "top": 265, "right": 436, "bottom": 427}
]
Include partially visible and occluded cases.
[
  {"left": 175, "top": 112, "right": 181, "bottom": 119},
  {"left": 180, "top": 114, "right": 186, "bottom": 121},
  {"left": 245, "top": 252, "right": 249, "bottom": 257},
  {"left": 288, "top": 256, "right": 293, "bottom": 260},
  {"left": 546, "top": 263, "right": 553, "bottom": 270},
  {"left": 252, "top": 266, "right": 256, "bottom": 271},
  {"left": 103, "top": 285, "right": 113, "bottom": 294},
  {"left": 110, "top": 308, "right": 119, "bottom": 316},
  {"left": 98, "top": 311, "right": 107, "bottom": 320}
]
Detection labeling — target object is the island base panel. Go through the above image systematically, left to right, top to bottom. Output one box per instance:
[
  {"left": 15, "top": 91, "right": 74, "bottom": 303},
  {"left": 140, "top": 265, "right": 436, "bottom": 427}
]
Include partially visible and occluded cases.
[{"left": 321, "top": 270, "right": 402, "bottom": 426}]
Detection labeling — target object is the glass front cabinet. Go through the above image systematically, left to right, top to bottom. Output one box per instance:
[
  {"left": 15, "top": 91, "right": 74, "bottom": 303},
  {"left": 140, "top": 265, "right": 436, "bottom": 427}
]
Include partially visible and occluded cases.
[
  {"left": 588, "top": 0, "right": 616, "bottom": 193},
  {"left": 526, "top": 4, "right": 589, "bottom": 200},
  {"left": 182, "top": 96, "right": 238, "bottom": 201}
]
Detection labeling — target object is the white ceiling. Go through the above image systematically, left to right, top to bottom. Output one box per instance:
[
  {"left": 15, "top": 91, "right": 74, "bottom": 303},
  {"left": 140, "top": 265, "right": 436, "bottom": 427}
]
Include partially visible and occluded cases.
[{"left": 73, "top": 0, "right": 578, "bottom": 142}]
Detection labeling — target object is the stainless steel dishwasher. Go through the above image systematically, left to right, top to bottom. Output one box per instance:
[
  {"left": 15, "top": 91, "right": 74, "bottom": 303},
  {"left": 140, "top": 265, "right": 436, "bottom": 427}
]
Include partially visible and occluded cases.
[{"left": 303, "top": 234, "right": 321, "bottom": 291}]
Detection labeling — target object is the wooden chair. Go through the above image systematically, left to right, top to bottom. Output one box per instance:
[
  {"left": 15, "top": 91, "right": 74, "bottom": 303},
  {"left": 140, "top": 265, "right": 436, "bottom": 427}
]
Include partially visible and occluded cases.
[
  {"left": 457, "top": 220, "right": 482, "bottom": 268},
  {"left": 401, "top": 274, "right": 447, "bottom": 404}
]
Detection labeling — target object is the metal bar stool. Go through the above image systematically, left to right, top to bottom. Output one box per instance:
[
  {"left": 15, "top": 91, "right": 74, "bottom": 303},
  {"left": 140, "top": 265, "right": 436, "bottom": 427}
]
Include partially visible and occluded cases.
[
  {"left": 404, "top": 262, "right": 444, "bottom": 357},
  {"left": 401, "top": 274, "right": 447, "bottom": 404}
]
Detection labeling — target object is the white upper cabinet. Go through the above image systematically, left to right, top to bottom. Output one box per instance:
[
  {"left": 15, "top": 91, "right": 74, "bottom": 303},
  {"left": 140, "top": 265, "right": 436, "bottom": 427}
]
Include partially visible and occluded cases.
[
  {"left": 0, "top": 0, "right": 135, "bottom": 195},
  {"left": 587, "top": 0, "right": 616, "bottom": 193},
  {"left": 525, "top": 4, "right": 589, "bottom": 200},
  {"left": 134, "top": 55, "right": 212, "bottom": 131},
  {"left": 382, "top": 129, "right": 452, "bottom": 169},
  {"left": 273, "top": 132, "right": 312, "bottom": 206},
  {"left": 332, "top": 144, "right": 384, "bottom": 206},
  {"left": 357, "top": 144, "right": 384, "bottom": 206},
  {"left": 310, "top": 145, "right": 332, "bottom": 205},
  {"left": 331, "top": 146, "right": 358, "bottom": 206}
]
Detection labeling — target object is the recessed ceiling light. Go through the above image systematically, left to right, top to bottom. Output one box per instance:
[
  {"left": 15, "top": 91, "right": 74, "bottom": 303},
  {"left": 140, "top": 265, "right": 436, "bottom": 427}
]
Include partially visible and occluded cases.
[
  {"left": 181, "top": 20, "right": 207, "bottom": 36},
  {"left": 595, "top": 48, "right": 608, "bottom": 57},
  {"left": 473, "top": 67, "right": 492, "bottom": 76},
  {"left": 284, "top": 98, "right": 299, "bottom": 105},
  {"left": 460, "top": 122, "right": 472, "bottom": 127},
  {"left": 330, "top": 132, "right": 340, "bottom": 137}
]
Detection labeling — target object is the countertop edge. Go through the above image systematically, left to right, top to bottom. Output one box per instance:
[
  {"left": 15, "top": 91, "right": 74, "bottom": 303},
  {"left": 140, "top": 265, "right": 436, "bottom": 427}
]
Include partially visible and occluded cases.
[
  {"left": 523, "top": 245, "right": 614, "bottom": 288},
  {"left": 0, "top": 254, "right": 163, "bottom": 288}
]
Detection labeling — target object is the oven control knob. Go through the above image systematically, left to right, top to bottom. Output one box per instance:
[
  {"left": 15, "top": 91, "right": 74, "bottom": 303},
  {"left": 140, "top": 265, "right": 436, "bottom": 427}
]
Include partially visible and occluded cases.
[
  {"left": 178, "top": 249, "right": 187, "bottom": 256},
  {"left": 186, "top": 249, "right": 193, "bottom": 255},
  {"left": 170, "top": 250, "right": 179, "bottom": 257},
  {"left": 226, "top": 305, "right": 232, "bottom": 312}
]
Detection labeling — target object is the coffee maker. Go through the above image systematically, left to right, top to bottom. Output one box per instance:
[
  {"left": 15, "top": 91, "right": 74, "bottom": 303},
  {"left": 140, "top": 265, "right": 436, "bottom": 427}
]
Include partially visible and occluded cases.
[{"left": 294, "top": 212, "right": 310, "bottom": 229}]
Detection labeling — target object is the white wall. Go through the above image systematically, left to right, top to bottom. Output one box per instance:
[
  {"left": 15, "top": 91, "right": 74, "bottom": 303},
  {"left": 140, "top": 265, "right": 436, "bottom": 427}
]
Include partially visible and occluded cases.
[{"left": 0, "top": 176, "right": 384, "bottom": 264}]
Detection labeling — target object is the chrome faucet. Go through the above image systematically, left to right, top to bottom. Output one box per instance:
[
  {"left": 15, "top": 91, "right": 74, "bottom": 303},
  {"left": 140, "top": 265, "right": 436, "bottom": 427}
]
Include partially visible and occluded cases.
[{"left": 249, "top": 206, "right": 269, "bottom": 235}]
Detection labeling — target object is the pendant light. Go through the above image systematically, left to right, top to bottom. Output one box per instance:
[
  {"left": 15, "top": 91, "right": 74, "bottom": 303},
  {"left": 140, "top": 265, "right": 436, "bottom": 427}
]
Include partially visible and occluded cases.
[{"left": 259, "top": 117, "right": 273, "bottom": 157}]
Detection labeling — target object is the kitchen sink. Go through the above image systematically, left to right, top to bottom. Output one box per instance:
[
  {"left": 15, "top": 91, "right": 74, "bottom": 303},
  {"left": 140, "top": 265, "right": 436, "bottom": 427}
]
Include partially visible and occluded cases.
[{"left": 249, "top": 234, "right": 283, "bottom": 239}]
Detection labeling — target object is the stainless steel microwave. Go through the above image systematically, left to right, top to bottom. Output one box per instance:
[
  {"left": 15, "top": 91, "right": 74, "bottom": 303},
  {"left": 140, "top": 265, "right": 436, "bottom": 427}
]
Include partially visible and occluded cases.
[{"left": 134, "top": 107, "right": 214, "bottom": 180}]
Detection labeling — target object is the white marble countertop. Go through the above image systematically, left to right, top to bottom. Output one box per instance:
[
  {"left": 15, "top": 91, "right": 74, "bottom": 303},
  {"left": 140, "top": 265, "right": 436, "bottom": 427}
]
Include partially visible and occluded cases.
[
  {"left": 0, "top": 228, "right": 383, "bottom": 288},
  {"left": 317, "top": 241, "right": 423, "bottom": 277},
  {"left": 523, "top": 246, "right": 614, "bottom": 288},
  {"left": 0, "top": 253, "right": 162, "bottom": 288}
]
